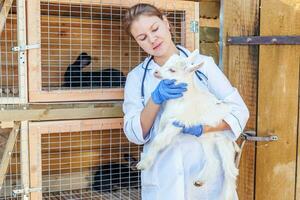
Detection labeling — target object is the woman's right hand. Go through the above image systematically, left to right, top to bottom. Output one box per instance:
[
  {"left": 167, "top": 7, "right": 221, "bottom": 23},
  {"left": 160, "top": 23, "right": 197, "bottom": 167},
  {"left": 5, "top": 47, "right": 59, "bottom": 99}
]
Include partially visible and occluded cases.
[{"left": 151, "top": 79, "right": 187, "bottom": 105}]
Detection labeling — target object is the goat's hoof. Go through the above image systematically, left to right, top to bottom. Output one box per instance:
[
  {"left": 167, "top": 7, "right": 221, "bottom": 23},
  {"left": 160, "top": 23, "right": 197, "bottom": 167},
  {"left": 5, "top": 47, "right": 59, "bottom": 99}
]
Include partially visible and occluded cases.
[
  {"left": 136, "top": 159, "right": 152, "bottom": 170},
  {"left": 136, "top": 161, "right": 148, "bottom": 170},
  {"left": 194, "top": 180, "right": 204, "bottom": 187}
]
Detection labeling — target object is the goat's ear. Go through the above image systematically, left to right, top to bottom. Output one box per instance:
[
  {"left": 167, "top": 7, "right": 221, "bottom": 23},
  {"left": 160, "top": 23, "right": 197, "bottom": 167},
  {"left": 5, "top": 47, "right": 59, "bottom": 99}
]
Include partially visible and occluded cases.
[
  {"left": 186, "top": 49, "right": 199, "bottom": 64},
  {"left": 185, "top": 61, "right": 204, "bottom": 73}
]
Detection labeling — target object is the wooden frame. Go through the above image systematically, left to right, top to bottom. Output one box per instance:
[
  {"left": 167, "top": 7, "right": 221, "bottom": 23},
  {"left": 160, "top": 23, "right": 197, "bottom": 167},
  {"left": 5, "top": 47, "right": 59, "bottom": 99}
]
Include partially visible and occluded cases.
[
  {"left": 27, "top": 0, "right": 199, "bottom": 102},
  {"left": 28, "top": 118, "right": 124, "bottom": 199}
]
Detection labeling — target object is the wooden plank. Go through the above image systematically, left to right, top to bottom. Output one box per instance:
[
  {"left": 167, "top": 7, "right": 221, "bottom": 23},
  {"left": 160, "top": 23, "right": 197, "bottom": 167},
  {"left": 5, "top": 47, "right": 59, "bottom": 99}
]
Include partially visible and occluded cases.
[
  {"left": 0, "top": 0, "right": 13, "bottom": 34},
  {"left": 16, "top": 0, "right": 27, "bottom": 103},
  {"left": 27, "top": 0, "right": 42, "bottom": 103},
  {"left": 222, "top": 0, "right": 260, "bottom": 200},
  {"left": 256, "top": 0, "right": 300, "bottom": 199},
  {"left": 199, "top": 1, "right": 220, "bottom": 18},
  {"left": 199, "top": 17, "right": 219, "bottom": 28},
  {"left": 200, "top": 27, "right": 219, "bottom": 42},
  {"left": 199, "top": 42, "right": 219, "bottom": 64},
  {"left": 297, "top": 88, "right": 300, "bottom": 200},
  {"left": 0, "top": 104, "right": 123, "bottom": 121},
  {"left": 30, "top": 118, "right": 123, "bottom": 133},
  {"left": 20, "top": 121, "right": 29, "bottom": 197},
  {"left": 0, "top": 122, "right": 20, "bottom": 191},
  {"left": 29, "top": 122, "right": 42, "bottom": 200}
]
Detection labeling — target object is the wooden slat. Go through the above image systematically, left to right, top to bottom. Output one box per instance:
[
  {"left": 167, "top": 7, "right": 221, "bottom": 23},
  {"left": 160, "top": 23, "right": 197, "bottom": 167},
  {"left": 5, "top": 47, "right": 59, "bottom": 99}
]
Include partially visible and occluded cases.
[
  {"left": 0, "top": 0, "right": 13, "bottom": 34},
  {"left": 256, "top": 0, "right": 300, "bottom": 200},
  {"left": 199, "top": 1, "right": 220, "bottom": 18},
  {"left": 222, "top": 1, "right": 260, "bottom": 200},
  {"left": 199, "top": 42, "right": 219, "bottom": 64},
  {"left": 298, "top": 74, "right": 300, "bottom": 200},
  {"left": 0, "top": 105, "right": 123, "bottom": 121},
  {"left": 29, "top": 122, "right": 42, "bottom": 200}
]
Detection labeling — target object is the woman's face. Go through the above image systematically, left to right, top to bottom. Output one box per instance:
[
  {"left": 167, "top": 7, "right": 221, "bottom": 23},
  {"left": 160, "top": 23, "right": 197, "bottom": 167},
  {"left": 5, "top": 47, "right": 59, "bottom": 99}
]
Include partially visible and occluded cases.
[{"left": 130, "top": 15, "right": 174, "bottom": 58}]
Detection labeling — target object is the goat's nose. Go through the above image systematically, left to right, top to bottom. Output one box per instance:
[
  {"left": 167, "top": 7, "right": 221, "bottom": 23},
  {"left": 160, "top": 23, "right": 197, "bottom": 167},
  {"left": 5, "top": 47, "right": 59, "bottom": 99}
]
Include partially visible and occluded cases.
[{"left": 153, "top": 70, "right": 161, "bottom": 78}]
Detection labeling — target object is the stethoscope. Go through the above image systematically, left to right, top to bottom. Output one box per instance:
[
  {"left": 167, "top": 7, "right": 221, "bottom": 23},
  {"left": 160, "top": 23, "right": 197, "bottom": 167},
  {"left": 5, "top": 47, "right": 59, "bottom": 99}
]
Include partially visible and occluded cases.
[{"left": 141, "top": 46, "right": 208, "bottom": 106}]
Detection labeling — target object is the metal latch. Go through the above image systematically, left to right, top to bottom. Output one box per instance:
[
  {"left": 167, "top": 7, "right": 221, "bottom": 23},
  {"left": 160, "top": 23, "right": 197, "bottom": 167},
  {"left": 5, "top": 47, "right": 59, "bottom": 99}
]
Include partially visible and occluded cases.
[
  {"left": 190, "top": 21, "right": 199, "bottom": 33},
  {"left": 227, "top": 36, "right": 300, "bottom": 45},
  {"left": 11, "top": 44, "right": 40, "bottom": 52},
  {"left": 235, "top": 130, "right": 278, "bottom": 168},
  {"left": 241, "top": 131, "right": 278, "bottom": 142},
  {"left": 12, "top": 187, "right": 42, "bottom": 197}
]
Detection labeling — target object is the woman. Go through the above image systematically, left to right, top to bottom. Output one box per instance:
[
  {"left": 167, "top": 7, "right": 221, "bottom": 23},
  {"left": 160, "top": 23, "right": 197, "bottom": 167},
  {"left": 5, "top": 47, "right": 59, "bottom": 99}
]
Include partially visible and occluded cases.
[{"left": 122, "top": 3, "right": 249, "bottom": 200}]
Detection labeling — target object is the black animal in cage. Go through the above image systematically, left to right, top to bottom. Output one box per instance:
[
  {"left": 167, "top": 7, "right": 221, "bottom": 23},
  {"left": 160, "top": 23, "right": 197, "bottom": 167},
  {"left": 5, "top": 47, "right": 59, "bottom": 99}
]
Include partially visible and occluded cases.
[
  {"left": 62, "top": 52, "right": 126, "bottom": 88},
  {"left": 92, "top": 153, "right": 140, "bottom": 192}
]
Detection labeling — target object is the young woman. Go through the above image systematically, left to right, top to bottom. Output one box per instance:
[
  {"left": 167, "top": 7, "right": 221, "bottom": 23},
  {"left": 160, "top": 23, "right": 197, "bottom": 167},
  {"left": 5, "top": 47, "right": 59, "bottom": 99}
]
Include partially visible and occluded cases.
[{"left": 122, "top": 3, "right": 249, "bottom": 200}]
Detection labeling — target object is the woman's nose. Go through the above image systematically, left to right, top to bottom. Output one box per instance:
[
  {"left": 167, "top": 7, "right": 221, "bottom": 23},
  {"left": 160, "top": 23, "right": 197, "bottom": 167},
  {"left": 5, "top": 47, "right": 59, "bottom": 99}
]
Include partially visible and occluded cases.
[{"left": 148, "top": 33, "right": 157, "bottom": 43}]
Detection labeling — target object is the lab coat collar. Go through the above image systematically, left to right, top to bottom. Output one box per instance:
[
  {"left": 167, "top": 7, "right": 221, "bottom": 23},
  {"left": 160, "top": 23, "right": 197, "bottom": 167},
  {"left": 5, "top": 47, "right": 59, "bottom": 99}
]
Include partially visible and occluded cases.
[{"left": 141, "top": 45, "right": 191, "bottom": 70}]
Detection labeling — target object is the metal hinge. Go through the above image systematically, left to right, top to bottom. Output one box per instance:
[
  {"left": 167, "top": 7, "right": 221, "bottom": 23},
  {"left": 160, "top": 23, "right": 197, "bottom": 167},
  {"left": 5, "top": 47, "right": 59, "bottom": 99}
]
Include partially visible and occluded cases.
[
  {"left": 190, "top": 21, "right": 199, "bottom": 33},
  {"left": 227, "top": 36, "right": 300, "bottom": 45},
  {"left": 11, "top": 44, "right": 40, "bottom": 52},
  {"left": 12, "top": 187, "right": 42, "bottom": 197}
]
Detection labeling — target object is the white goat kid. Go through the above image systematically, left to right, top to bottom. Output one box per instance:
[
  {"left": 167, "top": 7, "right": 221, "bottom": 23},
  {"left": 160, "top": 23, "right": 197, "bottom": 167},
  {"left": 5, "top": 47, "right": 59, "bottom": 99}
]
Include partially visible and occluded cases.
[{"left": 136, "top": 49, "right": 239, "bottom": 200}]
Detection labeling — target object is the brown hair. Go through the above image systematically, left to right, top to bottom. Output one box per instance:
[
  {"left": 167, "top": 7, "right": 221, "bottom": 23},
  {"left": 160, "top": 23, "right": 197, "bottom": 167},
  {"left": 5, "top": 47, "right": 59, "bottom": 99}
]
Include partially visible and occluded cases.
[{"left": 123, "top": 3, "right": 164, "bottom": 37}]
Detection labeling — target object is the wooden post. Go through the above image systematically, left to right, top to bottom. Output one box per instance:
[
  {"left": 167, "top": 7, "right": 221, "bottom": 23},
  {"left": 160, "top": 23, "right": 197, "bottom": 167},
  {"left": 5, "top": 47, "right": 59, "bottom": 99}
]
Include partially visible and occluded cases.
[
  {"left": 17, "top": 0, "right": 28, "bottom": 104},
  {"left": 222, "top": 0, "right": 260, "bottom": 199},
  {"left": 256, "top": 1, "right": 300, "bottom": 200},
  {"left": 20, "top": 121, "right": 30, "bottom": 200}
]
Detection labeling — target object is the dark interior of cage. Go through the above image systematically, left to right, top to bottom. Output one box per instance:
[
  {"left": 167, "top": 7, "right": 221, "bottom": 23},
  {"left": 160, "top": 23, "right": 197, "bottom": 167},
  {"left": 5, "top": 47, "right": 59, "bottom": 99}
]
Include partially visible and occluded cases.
[
  {"left": 0, "top": 1, "right": 18, "bottom": 97},
  {"left": 39, "top": 2, "right": 184, "bottom": 90},
  {"left": 41, "top": 129, "right": 141, "bottom": 199}
]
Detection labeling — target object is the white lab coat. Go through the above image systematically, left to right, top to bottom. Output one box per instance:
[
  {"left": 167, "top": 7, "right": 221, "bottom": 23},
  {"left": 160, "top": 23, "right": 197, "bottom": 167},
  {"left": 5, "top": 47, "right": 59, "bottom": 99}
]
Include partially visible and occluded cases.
[{"left": 123, "top": 46, "right": 249, "bottom": 200}]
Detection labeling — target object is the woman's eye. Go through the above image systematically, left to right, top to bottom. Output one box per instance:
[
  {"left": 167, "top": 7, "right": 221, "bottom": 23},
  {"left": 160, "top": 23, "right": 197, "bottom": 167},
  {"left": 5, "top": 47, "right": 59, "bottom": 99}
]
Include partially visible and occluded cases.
[
  {"left": 152, "top": 27, "right": 159, "bottom": 32},
  {"left": 140, "top": 36, "right": 147, "bottom": 41},
  {"left": 169, "top": 68, "right": 176, "bottom": 73}
]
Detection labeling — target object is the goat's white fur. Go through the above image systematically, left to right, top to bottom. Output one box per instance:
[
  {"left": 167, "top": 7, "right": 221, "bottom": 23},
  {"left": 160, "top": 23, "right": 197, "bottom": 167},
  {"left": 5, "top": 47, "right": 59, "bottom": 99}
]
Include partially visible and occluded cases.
[{"left": 136, "top": 50, "right": 239, "bottom": 200}]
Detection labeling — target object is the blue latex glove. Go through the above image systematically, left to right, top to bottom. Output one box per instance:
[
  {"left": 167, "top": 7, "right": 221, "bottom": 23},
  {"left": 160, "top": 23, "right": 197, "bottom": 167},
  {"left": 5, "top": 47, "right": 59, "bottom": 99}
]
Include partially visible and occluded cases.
[
  {"left": 151, "top": 79, "right": 187, "bottom": 105},
  {"left": 173, "top": 121, "right": 203, "bottom": 137}
]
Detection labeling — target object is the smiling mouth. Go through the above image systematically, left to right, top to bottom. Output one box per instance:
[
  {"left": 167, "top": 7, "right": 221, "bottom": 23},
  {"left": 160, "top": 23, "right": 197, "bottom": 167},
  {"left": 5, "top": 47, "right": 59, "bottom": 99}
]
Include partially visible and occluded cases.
[{"left": 153, "top": 42, "right": 162, "bottom": 50}]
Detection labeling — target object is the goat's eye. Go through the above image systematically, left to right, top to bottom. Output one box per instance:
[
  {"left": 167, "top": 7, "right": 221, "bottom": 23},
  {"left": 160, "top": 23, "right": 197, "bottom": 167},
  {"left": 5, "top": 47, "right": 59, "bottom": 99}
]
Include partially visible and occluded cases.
[{"left": 169, "top": 68, "right": 176, "bottom": 73}]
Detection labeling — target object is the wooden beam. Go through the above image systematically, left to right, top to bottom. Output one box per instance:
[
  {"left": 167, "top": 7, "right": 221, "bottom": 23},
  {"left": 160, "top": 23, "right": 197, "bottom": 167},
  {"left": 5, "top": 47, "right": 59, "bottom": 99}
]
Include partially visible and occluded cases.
[
  {"left": 0, "top": 0, "right": 13, "bottom": 34},
  {"left": 222, "top": 0, "right": 260, "bottom": 199},
  {"left": 256, "top": 0, "right": 300, "bottom": 199},
  {"left": 199, "top": 1, "right": 220, "bottom": 18},
  {"left": 199, "top": 17, "right": 219, "bottom": 28},
  {"left": 0, "top": 103, "right": 123, "bottom": 121},
  {"left": 0, "top": 122, "right": 20, "bottom": 191}
]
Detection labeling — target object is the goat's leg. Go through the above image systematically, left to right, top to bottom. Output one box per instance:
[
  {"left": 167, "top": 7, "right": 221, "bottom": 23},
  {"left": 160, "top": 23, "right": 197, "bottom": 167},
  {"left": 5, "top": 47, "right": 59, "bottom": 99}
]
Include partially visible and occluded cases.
[
  {"left": 136, "top": 121, "right": 181, "bottom": 170},
  {"left": 194, "top": 141, "right": 219, "bottom": 186}
]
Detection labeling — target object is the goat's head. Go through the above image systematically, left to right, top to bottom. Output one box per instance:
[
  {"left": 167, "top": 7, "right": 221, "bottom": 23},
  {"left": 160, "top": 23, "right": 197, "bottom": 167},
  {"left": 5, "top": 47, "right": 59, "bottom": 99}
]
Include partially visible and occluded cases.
[{"left": 153, "top": 49, "right": 204, "bottom": 83}]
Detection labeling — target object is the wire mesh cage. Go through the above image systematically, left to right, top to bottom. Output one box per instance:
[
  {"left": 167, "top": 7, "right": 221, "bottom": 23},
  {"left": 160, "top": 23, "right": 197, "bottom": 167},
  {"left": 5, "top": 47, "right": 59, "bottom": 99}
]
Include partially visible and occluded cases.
[
  {"left": 0, "top": 0, "right": 26, "bottom": 104},
  {"left": 27, "top": 0, "right": 199, "bottom": 102},
  {"left": 28, "top": 118, "right": 141, "bottom": 200}
]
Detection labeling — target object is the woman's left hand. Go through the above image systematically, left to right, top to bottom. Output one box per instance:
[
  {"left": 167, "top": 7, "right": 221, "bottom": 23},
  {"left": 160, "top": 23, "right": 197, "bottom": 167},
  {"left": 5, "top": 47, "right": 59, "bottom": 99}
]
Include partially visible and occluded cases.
[{"left": 172, "top": 121, "right": 203, "bottom": 137}]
